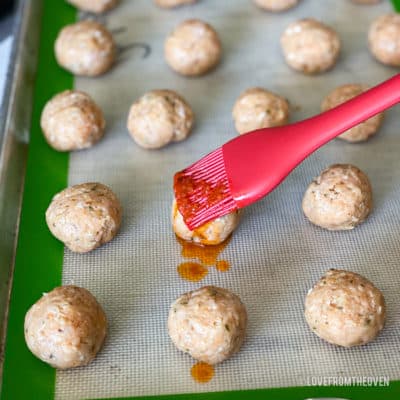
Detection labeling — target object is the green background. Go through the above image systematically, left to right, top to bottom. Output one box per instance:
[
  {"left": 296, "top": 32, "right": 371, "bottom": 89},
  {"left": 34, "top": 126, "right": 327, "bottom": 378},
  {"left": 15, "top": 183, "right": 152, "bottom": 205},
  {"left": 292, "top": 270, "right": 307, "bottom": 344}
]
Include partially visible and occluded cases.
[{"left": 1, "top": 0, "right": 400, "bottom": 399}]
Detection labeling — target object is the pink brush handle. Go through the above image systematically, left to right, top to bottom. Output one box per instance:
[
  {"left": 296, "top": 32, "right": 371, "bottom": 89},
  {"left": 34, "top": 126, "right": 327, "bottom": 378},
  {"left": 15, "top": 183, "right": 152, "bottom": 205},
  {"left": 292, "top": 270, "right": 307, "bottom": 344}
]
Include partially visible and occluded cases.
[{"left": 223, "top": 74, "right": 400, "bottom": 207}]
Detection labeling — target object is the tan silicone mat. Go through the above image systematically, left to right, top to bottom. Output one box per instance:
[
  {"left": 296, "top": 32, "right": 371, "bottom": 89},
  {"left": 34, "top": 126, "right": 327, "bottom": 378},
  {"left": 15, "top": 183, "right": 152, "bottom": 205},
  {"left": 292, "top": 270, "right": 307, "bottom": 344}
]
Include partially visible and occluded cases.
[{"left": 55, "top": 0, "right": 400, "bottom": 399}]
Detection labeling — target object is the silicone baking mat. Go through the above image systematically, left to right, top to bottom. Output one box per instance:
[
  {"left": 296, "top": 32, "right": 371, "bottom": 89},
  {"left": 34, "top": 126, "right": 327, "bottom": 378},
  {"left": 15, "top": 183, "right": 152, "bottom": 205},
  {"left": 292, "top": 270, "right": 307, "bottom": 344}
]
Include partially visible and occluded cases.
[{"left": 2, "top": 1, "right": 400, "bottom": 399}]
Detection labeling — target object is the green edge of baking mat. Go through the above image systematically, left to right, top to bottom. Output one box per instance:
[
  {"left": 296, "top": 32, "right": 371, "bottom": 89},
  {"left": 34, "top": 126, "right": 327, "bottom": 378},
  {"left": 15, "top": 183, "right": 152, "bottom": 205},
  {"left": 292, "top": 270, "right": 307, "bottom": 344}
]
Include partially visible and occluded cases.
[
  {"left": 0, "top": 0, "right": 75, "bottom": 399},
  {"left": 2, "top": 1, "right": 400, "bottom": 399}
]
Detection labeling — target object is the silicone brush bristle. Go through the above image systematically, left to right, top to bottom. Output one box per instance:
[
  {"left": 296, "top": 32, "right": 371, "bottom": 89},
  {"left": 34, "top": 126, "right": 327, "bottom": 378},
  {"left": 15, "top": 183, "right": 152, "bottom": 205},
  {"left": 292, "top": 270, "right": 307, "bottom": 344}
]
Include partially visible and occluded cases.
[{"left": 173, "top": 148, "right": 238, "bottom": 230}]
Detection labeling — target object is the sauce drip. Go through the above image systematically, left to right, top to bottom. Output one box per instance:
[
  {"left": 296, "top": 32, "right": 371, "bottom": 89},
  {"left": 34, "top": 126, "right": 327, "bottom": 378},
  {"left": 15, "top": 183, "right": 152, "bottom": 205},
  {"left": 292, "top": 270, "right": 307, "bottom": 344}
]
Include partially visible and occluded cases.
[
  {"left": 176, "top": 236, "right": 231, "bottom": 282},
  {"left": 177, "top": 236, "right": 231, "bottom": 266},
  {"left": 177, "top": 262, "right": 208, "bottom": 282},
  {"left": 191, "top": 362, "right": 214, "bottom": 383}
]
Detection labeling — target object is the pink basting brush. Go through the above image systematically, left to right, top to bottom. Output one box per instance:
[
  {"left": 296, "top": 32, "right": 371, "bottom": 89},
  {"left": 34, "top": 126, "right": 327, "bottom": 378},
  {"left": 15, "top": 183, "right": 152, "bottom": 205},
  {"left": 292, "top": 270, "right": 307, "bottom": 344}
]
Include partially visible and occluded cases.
[{"left": 174, "top": 74, "right": 400, "bottom": 230}]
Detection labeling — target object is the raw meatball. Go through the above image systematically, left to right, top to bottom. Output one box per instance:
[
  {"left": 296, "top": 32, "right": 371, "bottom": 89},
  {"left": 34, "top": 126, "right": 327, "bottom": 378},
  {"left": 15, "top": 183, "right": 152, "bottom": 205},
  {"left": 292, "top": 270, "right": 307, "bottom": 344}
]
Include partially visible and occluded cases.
[
  {"left": 66, "top": 0, "right": 118, "bottom": 13},
  {"left": 154, "top": 0, "right": 197, "bottom": 8},
  {"left": 253, "top": 0, "right": 300, "bottom": 12},
  {"left": 351, "top": 0, "right": 381, "bottom": 4},
  {"left": 368, "top": 14, "right": 400, "bottom": 67},
  {"left": 280, "top": 18, "right": 341, "bottom": 74},
  {"left": 165, "top": 19, "right": 222, "bottom": 76},
  {"left": 55, "top": 20, "right": 116, "bottom": 76},
  {"left": 321, "top": 84, "right": 384, "bottom": 143},
  {"left": 232, "top": 87, "right": 289, "bottom": 135},
  {"left": 41, "top": 90, "right": 105, "bottom": 151},
  {"left": 127, "top": 90, "right": 194, "bottom": 149},
  {"left": 302, "top": 164, "right": 372, "bottom": 231},
  {"left": 46, "top": 182, "right": 122, "bottom": 253},
  {"left": 172, "top": 199, "right": 240, "bottom": 245},
  {"left": 305, "top": 269, "right": 386, "bottom": 347},
  {"left": 24, "top": 286, "right": 107, "bottom": 369},
  {"left": 168, "top": 286, "right": 247, "bottom": 364}
]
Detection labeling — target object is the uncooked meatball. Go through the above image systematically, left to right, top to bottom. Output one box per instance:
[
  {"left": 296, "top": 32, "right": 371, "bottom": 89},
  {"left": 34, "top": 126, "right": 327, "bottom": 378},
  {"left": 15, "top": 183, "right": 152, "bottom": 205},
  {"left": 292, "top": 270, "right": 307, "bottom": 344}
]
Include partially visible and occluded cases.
[
  {"left": 66, "top": 0, "right": 119, "bottom": 13},
  {"left": 154, "top": 0, "right": 197, "bottom": 8},
  {"left": 253, "top": 0, "right": 300, "bottom": 12},
  {"left": 351, "top": 0, "right": 381, "bottom": 4},
  {"left": 368, "top": 14, "right": 400, "bottom": 67},
  {"left": 280, "top": 18, "right": 341, "bottom": 74},
  {"left": 165, "top": 19, "right": 222, "bottom": 76},
  {"left": 55, "top": 20, "right": 116, "bottom": 76},
  {"left": 321, "top": 84, "right": 384, "bottom": 143},
  {"left": 232, "top": 87, "right": 289, "bottom": 135},
  {"left": 41, "top": 90, "right": 105, "bottom": 151},
  {"left": 127, "top": 90, "right": 194, "bottom": 149},
  {"left": 302, "top": 164, "right": 372, "bottom": 231},
  {"left": 46, "top": 182, "right": 122, "bottom": 253},
  {"left": 172, "top": 199, "right": 240, "bottom": 245},
  {"left": 305, "top": 269, "right": 386, "bottom": 347},
  {"left": 25, "top": 286, "right": 107, "bottom": 369},
  {"left": 168, "top": 286, "right": 247, "bottom": 364}
]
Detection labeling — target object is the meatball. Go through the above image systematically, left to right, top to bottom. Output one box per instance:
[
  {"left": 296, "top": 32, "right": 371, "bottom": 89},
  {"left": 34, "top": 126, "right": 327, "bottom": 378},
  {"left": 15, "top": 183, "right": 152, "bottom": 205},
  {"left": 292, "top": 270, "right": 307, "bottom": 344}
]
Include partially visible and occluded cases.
[
  {"left": 66, "top": 0, "right": 119, "bottom": 13},
  {"left": 154, "top": 0, "right": 197, "bottom": 8},
  {"left": 253, "top": 0, "right": 300, "bottom": 12},
  {"left": 351, "top": 0, "right": 381, "bottom": 4},
  {"left": 368, "top": 14, "right": 400, "bottom": 67},
  {"left": 280, "top": 18, "right": 341, "bottom": 74},
  {"left": 165, "top": 19, "right": 222, "bottom": 76},
  {"left": 55, "top": 20, "right": 116, "bottom": 77},
  {"left": 321, "top": 84, "right": 384, "bottom": 143},
  {"left": 232, "top": 87, "right": 289, "bottom": 135},
  {"left": 41, "top": 90, "right": 105, "bottom": 151},
  {"left": 127, "top": 90, "right": 194, "bottom": 149},
  {"left": 302, "top": 164, "right": 372, "bottom": 231},
  {"left": 46, "top": 182, "right": 122, "bottom": 253},
  {"left": 172, "top": 199, "right": 240, "bottom": 245},
  {"left": 305, "top": 269, "right": 386, "bottom": 347},
  {"left": 24, "top": 286, "right": 107, "bottom": 369},
  {"left": 168, "top": 286, "right": 247, "bottom": 364}
]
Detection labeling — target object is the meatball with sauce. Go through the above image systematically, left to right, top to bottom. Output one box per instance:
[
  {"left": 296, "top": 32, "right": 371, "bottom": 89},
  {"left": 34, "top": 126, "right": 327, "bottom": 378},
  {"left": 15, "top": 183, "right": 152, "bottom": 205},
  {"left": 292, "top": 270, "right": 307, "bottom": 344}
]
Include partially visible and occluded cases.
[
  {"left": 172, "top": 199, "right": 240, "bottom": 245},
  {"left": 168, "top": 286, "right": 248, "bottom": 364}
]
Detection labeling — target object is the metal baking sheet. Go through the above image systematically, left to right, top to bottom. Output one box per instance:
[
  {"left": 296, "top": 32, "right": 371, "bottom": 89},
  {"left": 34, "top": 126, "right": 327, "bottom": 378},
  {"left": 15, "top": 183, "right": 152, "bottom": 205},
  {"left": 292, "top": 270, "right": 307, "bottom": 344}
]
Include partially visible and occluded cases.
[{"left": 1, "top": 1, "right": 400, "bottom": 399}]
